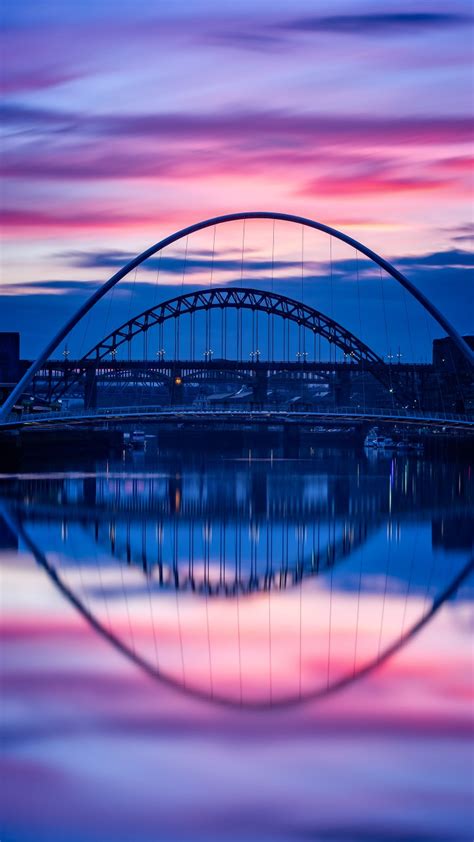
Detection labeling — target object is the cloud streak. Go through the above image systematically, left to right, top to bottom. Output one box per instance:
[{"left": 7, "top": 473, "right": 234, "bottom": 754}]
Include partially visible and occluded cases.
[
  {"left": 282, "top": 12, "right": 470, "bottom": 36},
  {"left": 3, "top": 105, "right": 473, "bottom": 147},
  {"left": 301, "top": 173, "right": 458, "bottom": 198},
  {"left": 0, "top": 206, "right": 176, "bottom": 233},
  {"left": 59, "top": 246, "right": 474, "bottom": 275}
]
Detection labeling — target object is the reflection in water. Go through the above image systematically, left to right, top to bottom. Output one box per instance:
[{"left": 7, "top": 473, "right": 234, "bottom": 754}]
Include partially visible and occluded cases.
[{"left": 1, "top": 448, "right": 473, "bottom": 708}]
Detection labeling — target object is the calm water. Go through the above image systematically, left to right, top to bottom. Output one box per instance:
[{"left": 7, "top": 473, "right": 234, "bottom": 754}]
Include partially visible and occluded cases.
[{"left": 1, "top": 442, "right": 473, "bottom": 841}]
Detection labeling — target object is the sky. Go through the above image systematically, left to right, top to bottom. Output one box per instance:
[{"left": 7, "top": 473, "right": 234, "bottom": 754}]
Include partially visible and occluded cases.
[{"left": 1, "top": 0, "right": 473, "bottom": 357}]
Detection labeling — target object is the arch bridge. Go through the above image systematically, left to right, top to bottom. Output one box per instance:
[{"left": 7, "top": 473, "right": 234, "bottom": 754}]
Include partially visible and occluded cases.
[{"left": 2, "top": 212, "right": 472, "bottom": 427}]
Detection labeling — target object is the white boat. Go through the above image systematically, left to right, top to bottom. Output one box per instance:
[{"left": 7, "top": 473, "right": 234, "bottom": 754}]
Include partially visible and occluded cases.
[
  {"left": 364, "top": 428, "right": 395, "bottom": 449},
  {"left": 124, "top": 430, "right": 147, "bottom": 449},
  {"left": 396, "top": 439, "right": 424, "bottom": 452}
]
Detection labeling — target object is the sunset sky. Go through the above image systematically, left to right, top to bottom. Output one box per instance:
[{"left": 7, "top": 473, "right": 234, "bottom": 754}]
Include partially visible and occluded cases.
[
  {"left": 1, "top": 0, "right": 473, "bottom": 354},
  {"left": 2, "top": 9, "right": 473, "bottom": 838}
]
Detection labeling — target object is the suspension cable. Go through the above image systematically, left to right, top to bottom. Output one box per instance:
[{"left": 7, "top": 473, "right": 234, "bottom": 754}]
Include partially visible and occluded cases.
[
  {"left": 355, "top": 250, "right": 366, "bottom": 412},
  {"left": 379, "top": 265, "right": 393, "bottom": 405},
  {"left": 402, "top": 287, "right": 422, "bottom": 407}
]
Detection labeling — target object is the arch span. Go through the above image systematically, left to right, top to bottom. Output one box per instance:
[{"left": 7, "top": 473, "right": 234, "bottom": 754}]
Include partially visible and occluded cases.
[
  {"left": 2, "top": 211, "right": 472, "bottom": 419},
  {"left": 49, "top": 287, "right": 399, "bottom": 402},
  {"left": 85, "top": 287, "right": 384, "bottom": 364}
]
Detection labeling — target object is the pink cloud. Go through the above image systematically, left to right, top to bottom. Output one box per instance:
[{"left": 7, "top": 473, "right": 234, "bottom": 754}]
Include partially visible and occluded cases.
[
  {"left": 301, "top": 173, "right": 459, "bottom": 198},
  {"left": 0, "top": 206, "right": 178, "bottom": 234}
]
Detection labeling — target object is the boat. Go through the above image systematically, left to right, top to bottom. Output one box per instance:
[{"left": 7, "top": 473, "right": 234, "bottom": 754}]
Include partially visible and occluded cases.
[
  {"left": 365, "top": 427, "right": 423, "bottom": 452},
  {"left": 364, "top": 428, "right": 396, "bottom": 449},
  {"left": 124, "top": 430, "right": 147, "bottom": 449},
  {"left": 396, "top": 439, "right": 424, "bottom": 452}
]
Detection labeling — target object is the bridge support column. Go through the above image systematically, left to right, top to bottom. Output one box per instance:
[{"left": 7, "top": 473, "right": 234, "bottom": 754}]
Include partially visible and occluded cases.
[
  {"left": 59, "top": 365, "right": 70, "bottom": 402},
  {"left": 84, "top": 367, "right": 97, "bottom": 410},
  {"left": 252, "top": 367, "right": 268, "bottom": 406},
  {"left": 170, "top": 369, "right": 184, "bottom": 405},
  {"left": 334, "top": 370, "right": 351, "bottom": 407}
]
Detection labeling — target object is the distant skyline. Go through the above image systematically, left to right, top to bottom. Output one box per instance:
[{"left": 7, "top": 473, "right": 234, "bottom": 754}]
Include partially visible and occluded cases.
[{"left": 1, "top": 0, "right": 473, "bottom": 352}]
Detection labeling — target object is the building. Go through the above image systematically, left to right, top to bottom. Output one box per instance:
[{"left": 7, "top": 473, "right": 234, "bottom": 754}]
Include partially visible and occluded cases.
[
  {"left": 0, "top": 332, "right": 20, "bottom": 382},
  {"left": 432, "top": 335, "right": 474, "bottom": 372}
]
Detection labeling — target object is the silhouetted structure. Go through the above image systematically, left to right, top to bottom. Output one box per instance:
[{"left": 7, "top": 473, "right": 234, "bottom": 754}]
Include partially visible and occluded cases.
[{"left": 0, "top": 332, "right": 20, "bottom": 383}]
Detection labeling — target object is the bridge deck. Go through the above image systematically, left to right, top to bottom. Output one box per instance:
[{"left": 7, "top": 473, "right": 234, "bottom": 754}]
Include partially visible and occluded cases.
[
  {"left": 31, "top": 358, "right": 435, "bottom": 373},
  {"left": 1, "top": 405, "right": 473, "bottom": 431}
]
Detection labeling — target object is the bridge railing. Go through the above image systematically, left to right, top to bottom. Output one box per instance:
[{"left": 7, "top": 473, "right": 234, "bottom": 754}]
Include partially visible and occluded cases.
[{"left": 3, "top": 403, "right": 472, "bottom": 426}]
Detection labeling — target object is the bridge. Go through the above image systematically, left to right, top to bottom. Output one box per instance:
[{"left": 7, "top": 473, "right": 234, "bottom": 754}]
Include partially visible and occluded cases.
[
  {"left": 1, "top": 211, "right": 473, "bottom": 429},
  {"left": 28, "top": 353, "right": 439, "bottom": 404},
  {"left": 2, "top": 404, "right": 473, "bottom": 432}
]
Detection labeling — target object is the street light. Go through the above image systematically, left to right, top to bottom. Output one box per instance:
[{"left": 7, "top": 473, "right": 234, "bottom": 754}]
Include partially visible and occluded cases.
[{"left": 156, "top": 349, "right": 166, "bottom": 360}]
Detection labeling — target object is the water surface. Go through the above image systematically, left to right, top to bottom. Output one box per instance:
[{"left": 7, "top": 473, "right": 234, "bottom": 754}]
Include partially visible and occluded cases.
[{"left": 1, "top": 443, "right": 473, "bottom": 841}]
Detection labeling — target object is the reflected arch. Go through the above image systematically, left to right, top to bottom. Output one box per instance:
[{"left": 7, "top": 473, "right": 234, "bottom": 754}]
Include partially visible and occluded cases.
[{"left": 5, "top": 505, "right": 473, "bottom": 710}]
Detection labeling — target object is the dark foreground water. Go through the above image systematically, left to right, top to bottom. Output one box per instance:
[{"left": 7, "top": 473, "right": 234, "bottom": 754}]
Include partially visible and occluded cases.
[{"left": 1, "top": 442, "right": 473, "bottom": 842}]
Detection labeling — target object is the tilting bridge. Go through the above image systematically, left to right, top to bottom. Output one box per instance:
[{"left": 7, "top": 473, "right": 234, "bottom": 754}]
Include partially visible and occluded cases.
[
  {"left": 1, "top": 212, "right": 472, "bottom": 427},
  {"left": 2, "top": 404, "right": 472, "bottom": 432}
]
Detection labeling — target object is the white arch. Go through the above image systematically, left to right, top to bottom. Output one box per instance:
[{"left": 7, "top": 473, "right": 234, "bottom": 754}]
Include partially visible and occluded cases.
[{"left": 2, "top": 211, "right": 472, "bottom": 419}]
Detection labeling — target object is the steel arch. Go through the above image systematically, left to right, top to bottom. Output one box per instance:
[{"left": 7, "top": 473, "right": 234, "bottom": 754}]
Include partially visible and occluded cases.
[
  {"left": 2, "top": 211, "right": 472, "bottom": 419},
  {"left": 47, "top": 287, "right": 393, "bottom": 400},
  {"left": 84, "top": 287, "right": 384, "bottom": 363}
]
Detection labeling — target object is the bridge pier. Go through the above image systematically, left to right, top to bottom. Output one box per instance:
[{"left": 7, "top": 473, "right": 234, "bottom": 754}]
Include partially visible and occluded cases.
[
  {"left": 84, "top": 367, "right": 97, "bottom": 410},
  {"left": 252, "top": 367, "right": 268, "bottom": 406},
  {"left": 170, "top": 368, "right": 184, "bottom": 404},
  {"left": 334, "top": 370, "right": 351, "bottom": 407}
]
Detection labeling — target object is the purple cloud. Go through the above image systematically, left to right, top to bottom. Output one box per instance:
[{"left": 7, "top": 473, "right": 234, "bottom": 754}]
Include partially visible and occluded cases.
[
  {"left": 282, "top": 12, "right": 470, "bottom": 36},
  {"left": 0, "top": 68, "right": 82, "bottom": 95},
  {"left": 2, "top": 105, "right": 473, "bottom": 147},
  {"left": 445, "top": 222, "right": 474, "bottom": 244}
]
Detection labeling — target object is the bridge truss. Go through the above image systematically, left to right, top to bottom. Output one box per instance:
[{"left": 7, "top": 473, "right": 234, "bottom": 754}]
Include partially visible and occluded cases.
[
  {"left": 1, "top": 211, "right": 472, "bottom": 421},
  {"left": 45, "top": 286, "right": 407, "bottom": 404}
]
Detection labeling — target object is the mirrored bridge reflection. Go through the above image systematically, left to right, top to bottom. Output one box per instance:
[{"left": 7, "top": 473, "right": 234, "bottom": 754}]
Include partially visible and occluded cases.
[{"left": 1, "top": 451, "right": 473, "bottom": 708}]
